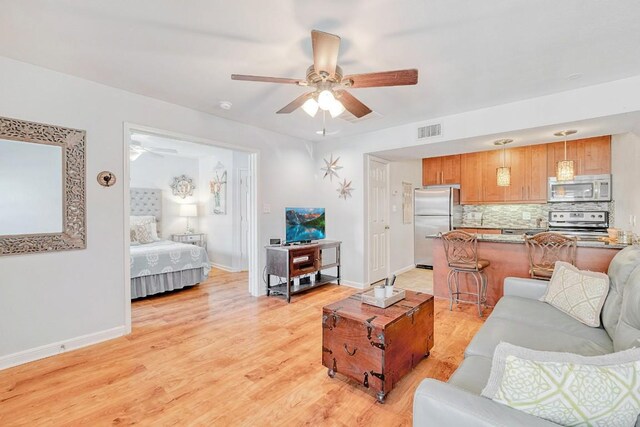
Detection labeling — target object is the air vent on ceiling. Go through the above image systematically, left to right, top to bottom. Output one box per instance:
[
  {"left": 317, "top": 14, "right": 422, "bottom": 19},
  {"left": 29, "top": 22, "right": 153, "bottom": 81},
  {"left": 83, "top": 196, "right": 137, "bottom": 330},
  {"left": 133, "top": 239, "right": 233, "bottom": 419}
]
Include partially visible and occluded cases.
[{"left": 417, "top": 123, "right": 442, "bottom": 139}]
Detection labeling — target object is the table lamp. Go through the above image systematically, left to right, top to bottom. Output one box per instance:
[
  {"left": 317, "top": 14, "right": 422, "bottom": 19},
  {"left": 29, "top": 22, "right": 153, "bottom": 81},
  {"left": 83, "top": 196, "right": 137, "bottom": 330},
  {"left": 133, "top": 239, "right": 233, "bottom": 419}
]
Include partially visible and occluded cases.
[{"left": 179, "top": 204, "right": 197, "bottom": 233}]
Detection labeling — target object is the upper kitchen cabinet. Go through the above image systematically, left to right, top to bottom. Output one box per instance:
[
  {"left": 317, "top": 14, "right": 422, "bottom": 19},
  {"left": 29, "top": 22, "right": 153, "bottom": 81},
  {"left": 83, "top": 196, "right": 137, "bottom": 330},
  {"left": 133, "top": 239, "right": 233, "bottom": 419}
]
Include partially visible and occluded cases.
[
  {"left": 547, "top": 135, "right": 611, "bottom": 177},
  {"left": 526, "top": 144, "right": 548, "bottom": 202},
  {"left": 482, "top": 150, "right": 506, "bottom": 203},
  {"left": 460, "top": 152, "right": 484, "bottom": 204},
  {"left": 422, "top": 154, "right": 460, "bottom": 186}
]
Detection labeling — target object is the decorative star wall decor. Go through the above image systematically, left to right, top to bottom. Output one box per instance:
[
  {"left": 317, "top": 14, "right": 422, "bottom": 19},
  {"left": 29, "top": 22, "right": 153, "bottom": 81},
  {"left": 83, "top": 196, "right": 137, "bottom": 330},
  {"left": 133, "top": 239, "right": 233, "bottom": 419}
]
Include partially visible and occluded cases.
[
  {"left": 321, "top": 154, "right": 342, "bottom": 181},
  {"left": 337, "top": 178, "right": 354, "bottom": 200}
]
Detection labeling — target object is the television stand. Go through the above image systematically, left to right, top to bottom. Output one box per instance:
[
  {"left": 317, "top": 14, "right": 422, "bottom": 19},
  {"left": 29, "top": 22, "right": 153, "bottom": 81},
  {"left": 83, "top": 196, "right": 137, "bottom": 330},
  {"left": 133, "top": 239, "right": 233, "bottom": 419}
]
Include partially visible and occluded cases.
[{"left": 265, "top": 240, "right": 341, "bottom": 303}]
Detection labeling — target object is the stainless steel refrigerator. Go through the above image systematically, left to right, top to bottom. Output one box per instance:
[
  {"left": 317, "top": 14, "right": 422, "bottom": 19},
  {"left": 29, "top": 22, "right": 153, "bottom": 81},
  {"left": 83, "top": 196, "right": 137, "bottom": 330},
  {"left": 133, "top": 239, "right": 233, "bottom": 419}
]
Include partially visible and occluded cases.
[{"left": 414, "top": 187, "right": 461, "bottom": 268}]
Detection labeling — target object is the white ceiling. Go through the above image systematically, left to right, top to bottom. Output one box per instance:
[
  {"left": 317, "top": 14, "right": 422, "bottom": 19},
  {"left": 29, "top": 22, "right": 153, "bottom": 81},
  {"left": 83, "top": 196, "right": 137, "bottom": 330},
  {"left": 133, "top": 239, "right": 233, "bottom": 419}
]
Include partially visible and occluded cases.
[
  {"left": 2, "top": 1, "right": 640, "bottom": 142},
  {"left": 373, "top": 111, "right": 640, "bottom": 160},
  {"left": 130, "top": 132, "right": 236, "bottom": 159}
]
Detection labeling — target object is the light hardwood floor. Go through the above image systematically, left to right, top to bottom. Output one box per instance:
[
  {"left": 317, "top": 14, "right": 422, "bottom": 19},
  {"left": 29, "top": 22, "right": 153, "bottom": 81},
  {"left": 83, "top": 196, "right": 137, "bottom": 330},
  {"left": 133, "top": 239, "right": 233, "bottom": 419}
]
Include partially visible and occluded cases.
[{"left": 0, "top": 269, "right": 488, "bottom": 426}]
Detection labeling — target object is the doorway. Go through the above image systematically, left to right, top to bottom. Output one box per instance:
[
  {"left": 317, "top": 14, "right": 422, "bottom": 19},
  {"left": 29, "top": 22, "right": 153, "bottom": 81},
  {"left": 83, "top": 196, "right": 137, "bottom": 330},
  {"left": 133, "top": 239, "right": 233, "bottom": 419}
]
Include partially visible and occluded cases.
[
  {"left": 122, "top": 123, "right": 259, "bottom": 333},
  {"left": 367, "top": 156, "right": 390, "bottom": 285}
]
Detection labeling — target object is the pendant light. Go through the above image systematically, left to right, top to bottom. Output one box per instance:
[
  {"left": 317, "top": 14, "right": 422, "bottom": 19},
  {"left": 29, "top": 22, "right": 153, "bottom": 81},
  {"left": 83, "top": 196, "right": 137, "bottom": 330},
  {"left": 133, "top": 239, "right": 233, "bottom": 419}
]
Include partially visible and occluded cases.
[
  {"left": 554, "top": 130, "right": 577, "bottom": 181},
  {"left": 494, "top": 139, "right": 513, "bottom": 187}
]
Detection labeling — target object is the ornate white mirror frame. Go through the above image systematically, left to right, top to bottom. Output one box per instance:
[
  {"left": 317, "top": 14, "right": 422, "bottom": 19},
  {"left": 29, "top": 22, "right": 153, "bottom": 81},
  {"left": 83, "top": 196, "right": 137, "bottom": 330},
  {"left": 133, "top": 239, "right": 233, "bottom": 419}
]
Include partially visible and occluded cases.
[{"left": 0, "top": 116, "right": 86, "bottom": 256}]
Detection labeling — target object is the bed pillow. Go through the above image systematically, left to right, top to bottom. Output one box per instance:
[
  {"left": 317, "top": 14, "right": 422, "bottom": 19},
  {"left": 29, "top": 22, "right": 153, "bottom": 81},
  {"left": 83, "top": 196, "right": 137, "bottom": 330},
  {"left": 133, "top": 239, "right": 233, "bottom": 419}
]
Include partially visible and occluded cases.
[
  {"left": 130, "top": 215, "right": 159, "bottom": 241},
  {"left": 133, "top": 223, "right": 155, "bottom": 244},
  {"left": 130, "top": 229, "right": 140, "bottom": 246},
  {"left": 540, "top": 261, "right": 609, "bottom": 327},
  {"left": 482, "top": 342, "right": 640, "bottom": 427}
]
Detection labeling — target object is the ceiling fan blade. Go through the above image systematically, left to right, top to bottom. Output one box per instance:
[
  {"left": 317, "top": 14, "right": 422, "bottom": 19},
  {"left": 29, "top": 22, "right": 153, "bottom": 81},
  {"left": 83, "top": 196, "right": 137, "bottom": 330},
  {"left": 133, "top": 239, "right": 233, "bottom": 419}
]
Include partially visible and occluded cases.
[
  {"left": 311, "top": 30, "right": 340, "bottom": 78},
  {"left": 342, "top": 69, "right": 418, "bottom": 88},
  {"left": 231, "top": 74, "right": 303, "bottom": 85},
  {"left": 336, "top": 91, "right": 372, "bottom": 118},
  {"left": 276, "top": 92, "right": 314, "bottom": 114},
  {"left": 150, "top": 148, "right": 179, "bottom": 154}
]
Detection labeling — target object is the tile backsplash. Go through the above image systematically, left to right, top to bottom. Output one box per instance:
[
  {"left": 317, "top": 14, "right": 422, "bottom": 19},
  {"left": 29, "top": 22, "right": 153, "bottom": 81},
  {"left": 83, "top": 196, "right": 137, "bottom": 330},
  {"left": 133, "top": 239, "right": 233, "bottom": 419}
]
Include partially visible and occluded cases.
[{"left": 461, "top": 202, "right": 614, "bottom": 229}]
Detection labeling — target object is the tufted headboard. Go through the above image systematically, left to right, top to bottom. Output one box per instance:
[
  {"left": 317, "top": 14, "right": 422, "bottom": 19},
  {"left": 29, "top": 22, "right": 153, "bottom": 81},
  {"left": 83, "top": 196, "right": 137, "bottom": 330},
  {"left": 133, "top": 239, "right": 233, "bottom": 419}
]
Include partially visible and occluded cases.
[{"left": 130, "top": 188, "right": 162, "bottom": 235}]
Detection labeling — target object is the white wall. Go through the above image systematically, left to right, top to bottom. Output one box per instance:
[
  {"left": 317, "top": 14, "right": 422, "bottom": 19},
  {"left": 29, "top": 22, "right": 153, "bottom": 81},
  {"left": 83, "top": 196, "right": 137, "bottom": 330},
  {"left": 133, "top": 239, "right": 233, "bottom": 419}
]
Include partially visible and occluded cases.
[
  {"left": 0, "top": 57, "right": 316, "bottom": 368},
  {"left": 314, "top": 76, "right": 640, "bottom": 286},
  {"left": 612, "top": 132, "right": 640, "bottom": 233},
  {"left": 198, "top": 148, "right": 234, "bottom": 269},
  {"left": 130, "top": 154, "right": 200, "bottom": 237},
  {"left": 388, "top": 160, "right": 422, "bottom": 275}
]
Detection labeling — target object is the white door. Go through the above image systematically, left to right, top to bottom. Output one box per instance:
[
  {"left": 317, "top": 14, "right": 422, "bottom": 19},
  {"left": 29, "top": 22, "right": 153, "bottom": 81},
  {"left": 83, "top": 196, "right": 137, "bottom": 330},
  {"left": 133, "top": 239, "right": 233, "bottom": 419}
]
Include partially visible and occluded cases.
[
  {"left": 368, "top": 158, "right": 389, "bottom": 284},
  {"left": 239, "top": 169, "right": 250, "bottom": 271}
]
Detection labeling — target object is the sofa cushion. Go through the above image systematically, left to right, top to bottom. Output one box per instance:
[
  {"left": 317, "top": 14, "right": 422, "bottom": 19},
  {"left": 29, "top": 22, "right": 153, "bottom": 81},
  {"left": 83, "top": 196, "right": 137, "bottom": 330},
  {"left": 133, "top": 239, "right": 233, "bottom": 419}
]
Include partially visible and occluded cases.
[
  {"left": 603, "top": 246, "right": 640, "bottom": 339},
  {"left": 540, "top": 261, "right": 609, "bottom": 327},
  {"left": 614, "top": 266, "right": 640, "bottom": 352},
  {"left": 490, "top": 296, "right": 614, "bottom": 350},
  {"left": 465, "top": 315, "right": 613, "bottom": 359},
  {"left": 481, "top": 343, "right": 640, "bottom": 427},
  {"left": 447, "top": 356, "right": 493, "bottom": 395}
]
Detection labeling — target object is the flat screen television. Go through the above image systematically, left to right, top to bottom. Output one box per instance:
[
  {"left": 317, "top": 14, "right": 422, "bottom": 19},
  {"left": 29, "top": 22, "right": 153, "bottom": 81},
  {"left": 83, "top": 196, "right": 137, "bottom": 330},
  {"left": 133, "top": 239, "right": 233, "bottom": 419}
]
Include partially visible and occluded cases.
[{"left": 285, "top": 207, "right": 325, "bottom": 243}]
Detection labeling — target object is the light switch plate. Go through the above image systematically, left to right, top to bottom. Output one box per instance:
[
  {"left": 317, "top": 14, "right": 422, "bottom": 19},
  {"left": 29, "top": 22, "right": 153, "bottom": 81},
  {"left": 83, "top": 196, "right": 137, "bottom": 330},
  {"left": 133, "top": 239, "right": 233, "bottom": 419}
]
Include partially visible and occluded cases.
[{"left": 522, "top": 212, "right": 532, "bottom": 220}]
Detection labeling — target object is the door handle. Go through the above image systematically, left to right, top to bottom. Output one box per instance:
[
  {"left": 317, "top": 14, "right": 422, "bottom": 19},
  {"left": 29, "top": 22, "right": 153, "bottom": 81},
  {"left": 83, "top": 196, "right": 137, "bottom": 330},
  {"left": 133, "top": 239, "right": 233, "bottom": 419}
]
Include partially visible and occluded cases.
[{"left": 384, "top": 226, "right": 390, "bottom": 230}]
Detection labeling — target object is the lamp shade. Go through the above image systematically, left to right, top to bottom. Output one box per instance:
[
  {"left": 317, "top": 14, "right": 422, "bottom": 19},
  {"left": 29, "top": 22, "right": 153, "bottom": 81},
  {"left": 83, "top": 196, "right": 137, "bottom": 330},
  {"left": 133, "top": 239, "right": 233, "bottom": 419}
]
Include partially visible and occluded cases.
[
  {"left": 556, "top": 160, "right": 575, "bottom": 181},
  {"left": 496, "top": 167, "right": 511, "bottom": 187},
  {"left": 179, "top": 204, "right": 197, "bottom": 217}
]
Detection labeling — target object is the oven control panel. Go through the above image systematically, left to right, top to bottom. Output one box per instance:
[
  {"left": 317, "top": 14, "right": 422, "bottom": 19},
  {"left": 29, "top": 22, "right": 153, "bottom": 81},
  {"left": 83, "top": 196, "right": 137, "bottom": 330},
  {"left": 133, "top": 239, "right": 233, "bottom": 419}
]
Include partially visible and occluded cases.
[{"left": 549, "top": 210, "right": 608, "bottom": 225}]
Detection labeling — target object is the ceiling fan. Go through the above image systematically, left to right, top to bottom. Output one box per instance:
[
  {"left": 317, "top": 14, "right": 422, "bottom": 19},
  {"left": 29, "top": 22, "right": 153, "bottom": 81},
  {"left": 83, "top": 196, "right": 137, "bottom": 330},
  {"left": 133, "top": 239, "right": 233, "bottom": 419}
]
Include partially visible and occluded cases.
[
  {"left": 231, "top": 30, "right": 418, "bottom": 120},
  {"left": 129, "top": 140, "right": 178, "bottom": 161}
]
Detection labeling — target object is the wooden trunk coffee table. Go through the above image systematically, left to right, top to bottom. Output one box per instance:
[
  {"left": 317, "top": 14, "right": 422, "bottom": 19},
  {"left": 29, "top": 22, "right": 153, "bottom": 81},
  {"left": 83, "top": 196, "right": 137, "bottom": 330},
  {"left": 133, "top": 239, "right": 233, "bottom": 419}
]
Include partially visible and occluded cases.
[{"left": 322, "top": 290, "right": 434, "bottom": 403}]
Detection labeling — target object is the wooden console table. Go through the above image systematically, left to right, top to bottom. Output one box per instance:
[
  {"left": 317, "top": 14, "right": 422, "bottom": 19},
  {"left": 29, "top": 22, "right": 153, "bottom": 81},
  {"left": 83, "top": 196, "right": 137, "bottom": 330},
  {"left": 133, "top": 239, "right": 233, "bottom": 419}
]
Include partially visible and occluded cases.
[{"left": 265, "top": 240, "right": 341, "bottom": 303}]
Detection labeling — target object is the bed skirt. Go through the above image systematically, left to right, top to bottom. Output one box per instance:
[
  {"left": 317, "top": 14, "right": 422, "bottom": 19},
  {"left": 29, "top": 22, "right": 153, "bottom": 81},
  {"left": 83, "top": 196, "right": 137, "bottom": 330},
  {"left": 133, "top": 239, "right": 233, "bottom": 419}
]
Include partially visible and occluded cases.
[{"left": 131, "top": 267, "right": 207, "bottom": 299}]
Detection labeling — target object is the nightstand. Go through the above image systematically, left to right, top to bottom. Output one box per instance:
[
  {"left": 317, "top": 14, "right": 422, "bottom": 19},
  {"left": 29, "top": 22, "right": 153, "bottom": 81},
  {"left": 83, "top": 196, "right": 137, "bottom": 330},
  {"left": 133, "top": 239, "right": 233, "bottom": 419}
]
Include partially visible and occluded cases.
[{"left": 171, "top": 233, "right": 207, "bottom": 250}]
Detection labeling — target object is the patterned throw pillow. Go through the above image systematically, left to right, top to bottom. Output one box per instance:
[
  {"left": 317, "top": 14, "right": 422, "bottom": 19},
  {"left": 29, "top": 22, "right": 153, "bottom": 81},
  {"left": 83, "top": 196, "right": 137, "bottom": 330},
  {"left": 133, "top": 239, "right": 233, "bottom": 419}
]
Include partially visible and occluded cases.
[
  {"left": 130, "top": 216, "right": 159, "bottom": 240},
  {"left": 133, "top": 224, "right": 155, "bottom": 244},
  {"left": 540, "top": 261, "right": 609, "bottom": 327},
  {"left": 482, "top": 343, "right": 640, "bottom": 427}
]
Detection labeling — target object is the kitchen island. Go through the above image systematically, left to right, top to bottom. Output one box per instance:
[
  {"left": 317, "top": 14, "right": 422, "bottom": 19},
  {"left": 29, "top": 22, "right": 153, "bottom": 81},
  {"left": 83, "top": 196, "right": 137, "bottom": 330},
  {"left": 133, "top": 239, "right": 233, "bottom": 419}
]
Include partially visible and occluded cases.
[{"left": 428, "top": 234, "right": 629, "bottom": 306}]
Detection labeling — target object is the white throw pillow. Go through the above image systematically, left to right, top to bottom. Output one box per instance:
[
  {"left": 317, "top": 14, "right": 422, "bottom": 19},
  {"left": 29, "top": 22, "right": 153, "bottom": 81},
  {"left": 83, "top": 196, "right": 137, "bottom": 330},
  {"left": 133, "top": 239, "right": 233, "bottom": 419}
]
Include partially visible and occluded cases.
[
  {"left": 130, "top": 216, "right": 159, "bottom": 241},
  {"left": 133, "top": 223, "right": 155, "bottom": 244},
  {"left": 540, "top": 261, "right": 609, "bottom": 327},
  {"left": 482, "top": 342, "right": 640, "bottom": 427}
]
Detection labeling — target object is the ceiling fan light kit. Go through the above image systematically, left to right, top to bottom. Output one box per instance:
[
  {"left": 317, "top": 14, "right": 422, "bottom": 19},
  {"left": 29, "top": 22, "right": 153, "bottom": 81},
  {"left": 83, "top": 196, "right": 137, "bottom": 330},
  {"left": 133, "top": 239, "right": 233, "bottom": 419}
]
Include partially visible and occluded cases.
[{"left": 231, "top": 29, "right": 418, "bottom": 121}]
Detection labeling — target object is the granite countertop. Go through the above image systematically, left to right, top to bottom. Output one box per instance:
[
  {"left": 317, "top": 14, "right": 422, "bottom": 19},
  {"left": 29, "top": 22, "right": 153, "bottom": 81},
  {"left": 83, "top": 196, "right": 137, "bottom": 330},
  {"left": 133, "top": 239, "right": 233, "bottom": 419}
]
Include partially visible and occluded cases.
[{"left": 426, "top": 233, "right": 630, "bottom": 249}]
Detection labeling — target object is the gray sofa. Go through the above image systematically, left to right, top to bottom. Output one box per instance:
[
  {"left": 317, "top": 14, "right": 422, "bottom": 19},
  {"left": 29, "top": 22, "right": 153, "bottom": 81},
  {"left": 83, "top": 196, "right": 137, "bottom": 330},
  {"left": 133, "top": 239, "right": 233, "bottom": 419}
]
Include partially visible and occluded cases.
[{"left": 414, "top": 246, "right": 640, "bottom": 426}]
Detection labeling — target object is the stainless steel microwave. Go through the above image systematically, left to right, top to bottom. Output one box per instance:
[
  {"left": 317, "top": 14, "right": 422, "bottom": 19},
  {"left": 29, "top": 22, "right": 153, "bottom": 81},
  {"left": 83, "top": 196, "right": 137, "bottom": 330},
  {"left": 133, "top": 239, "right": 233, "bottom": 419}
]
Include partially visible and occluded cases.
[{"left": 548, "top": 174, "right": 611, "bottom": 203}]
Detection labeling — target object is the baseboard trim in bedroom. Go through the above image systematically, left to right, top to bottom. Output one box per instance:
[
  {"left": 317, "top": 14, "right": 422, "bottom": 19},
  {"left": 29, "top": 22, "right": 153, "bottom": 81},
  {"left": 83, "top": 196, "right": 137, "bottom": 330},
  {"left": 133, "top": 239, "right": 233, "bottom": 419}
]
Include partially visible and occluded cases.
[
  {"left": 211, "top": 263, "right": 240, "bottom": 273},
  {"left": 340, "top": 280, "right": 366, "bottom": 289},
  {"left": 0, "top": 325, "right": 127, "bottom": 371}
]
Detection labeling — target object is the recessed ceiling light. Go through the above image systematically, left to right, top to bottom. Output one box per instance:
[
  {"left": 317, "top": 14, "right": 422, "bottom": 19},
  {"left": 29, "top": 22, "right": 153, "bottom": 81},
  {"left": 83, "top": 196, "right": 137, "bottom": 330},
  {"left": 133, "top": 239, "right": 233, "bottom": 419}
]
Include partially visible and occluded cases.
[
  {"left": 567, "top": 73, "right": 583, "bottom": 81},
  {"left": 219, "top": 101, "right": 232, "bottom": 110}
]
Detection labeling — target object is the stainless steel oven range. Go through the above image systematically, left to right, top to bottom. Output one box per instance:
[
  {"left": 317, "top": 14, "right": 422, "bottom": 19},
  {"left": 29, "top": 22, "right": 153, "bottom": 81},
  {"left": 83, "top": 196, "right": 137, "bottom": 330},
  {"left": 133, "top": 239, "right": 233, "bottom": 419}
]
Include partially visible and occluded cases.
[{"left": 548, "top": 210, "right": 609, "bottom": 241}]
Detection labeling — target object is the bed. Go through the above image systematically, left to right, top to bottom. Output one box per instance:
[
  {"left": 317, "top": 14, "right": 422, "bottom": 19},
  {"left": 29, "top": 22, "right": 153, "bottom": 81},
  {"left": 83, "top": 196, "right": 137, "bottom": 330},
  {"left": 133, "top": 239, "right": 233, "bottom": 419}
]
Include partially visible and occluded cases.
[{"left": 130, "top": 188, "right": 211, "bottom": 299}]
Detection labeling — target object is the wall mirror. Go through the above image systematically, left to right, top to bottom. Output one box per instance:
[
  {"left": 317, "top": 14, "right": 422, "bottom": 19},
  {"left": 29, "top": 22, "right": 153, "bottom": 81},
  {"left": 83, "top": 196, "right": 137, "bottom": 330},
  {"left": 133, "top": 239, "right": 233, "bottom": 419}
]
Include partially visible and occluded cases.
[{"left": 0, "top": 116, "right": 86, "bottom": 255}]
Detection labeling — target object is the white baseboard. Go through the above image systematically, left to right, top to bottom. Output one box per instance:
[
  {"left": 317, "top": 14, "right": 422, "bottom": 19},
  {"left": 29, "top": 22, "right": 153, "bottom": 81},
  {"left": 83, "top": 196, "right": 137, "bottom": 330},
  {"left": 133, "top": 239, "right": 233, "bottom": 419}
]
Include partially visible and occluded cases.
[
  {"left": 211, "top": 262, "right": 240, "bottom": 273},
  {"left": 393, "top": 264, "right": 417, "bottom": 276},
  {"left": 340, "top": 280, "right": 366, "bottom": 289},
  {"left": 0, "top": 325, "right": 127, "bottom": 371}
]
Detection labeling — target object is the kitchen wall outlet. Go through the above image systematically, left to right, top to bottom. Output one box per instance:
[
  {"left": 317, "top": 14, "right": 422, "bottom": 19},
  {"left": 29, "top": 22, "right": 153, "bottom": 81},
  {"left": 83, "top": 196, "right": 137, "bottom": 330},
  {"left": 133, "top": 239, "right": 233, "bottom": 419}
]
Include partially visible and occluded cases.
[
  {"left": 263, "top": 204, "right": 271, "bottom": 214},
  {"left": 522, "top": 212, "right": 532, "bottom": 220}
]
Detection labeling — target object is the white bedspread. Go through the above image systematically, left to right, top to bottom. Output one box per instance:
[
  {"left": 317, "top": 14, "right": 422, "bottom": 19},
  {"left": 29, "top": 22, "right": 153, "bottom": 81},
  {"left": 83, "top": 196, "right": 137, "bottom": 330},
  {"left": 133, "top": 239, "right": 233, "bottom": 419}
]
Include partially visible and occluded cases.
[{"left": 130, "top": 240, "right": 211, "bottom": 279}]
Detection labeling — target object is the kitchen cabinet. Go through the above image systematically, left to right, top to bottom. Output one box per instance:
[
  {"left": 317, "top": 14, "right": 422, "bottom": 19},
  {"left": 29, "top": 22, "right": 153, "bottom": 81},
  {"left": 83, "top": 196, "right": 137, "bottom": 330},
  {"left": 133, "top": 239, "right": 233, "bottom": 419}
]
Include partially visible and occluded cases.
[
  {"left": 547, "top": 136, "right": 610, "bottom": 177},
  {"left": 505, "top": 145, "right": 548, "bottom": 203},
  {"left": 482, "top": 150, "right": 506, "bottom": 203},
  {"left": 460, "top": 152, "right": 484, "bottom": 204},
  {"left": 422, "top": 155, "right": 460, "bottom": 186}
]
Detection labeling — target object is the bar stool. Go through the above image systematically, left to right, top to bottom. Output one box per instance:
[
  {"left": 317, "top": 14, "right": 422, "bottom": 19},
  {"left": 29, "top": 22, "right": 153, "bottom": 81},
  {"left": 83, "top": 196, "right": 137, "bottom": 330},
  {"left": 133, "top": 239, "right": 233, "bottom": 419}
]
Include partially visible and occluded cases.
[
  {"left": 439, "top": 231, "right": 489, "bottom": 317},
  {"left": 524, "top": 232, "right": 577, "bottom": 280}
]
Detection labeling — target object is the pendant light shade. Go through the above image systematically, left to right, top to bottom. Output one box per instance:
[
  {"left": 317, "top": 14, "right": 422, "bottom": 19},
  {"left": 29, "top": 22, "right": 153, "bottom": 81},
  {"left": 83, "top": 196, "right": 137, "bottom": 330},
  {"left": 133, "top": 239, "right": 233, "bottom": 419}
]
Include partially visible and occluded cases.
[
  {"left": 302, "top": 98, "right": 319, "bottom": 117},
  {"left": 554, "top": 130, "right": 577, "bottom": 181},
  {"left": 493, "top": 139, "right": 513, "bottom": 187},
  {"left": 556, "top": 159, "right": 575, "bottom": 181},
  {"left": 496, "top": 166, "right": 511, "bottom": 187}
]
